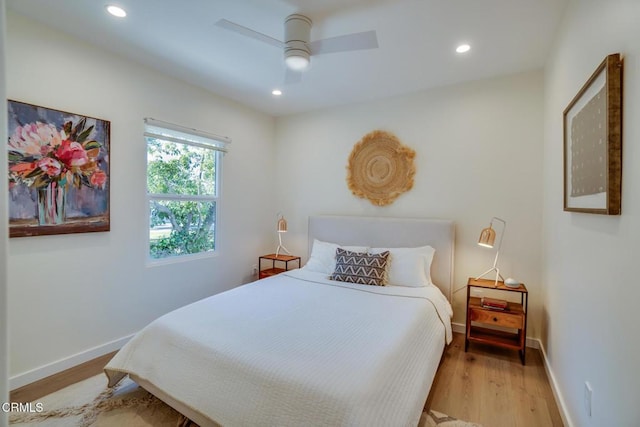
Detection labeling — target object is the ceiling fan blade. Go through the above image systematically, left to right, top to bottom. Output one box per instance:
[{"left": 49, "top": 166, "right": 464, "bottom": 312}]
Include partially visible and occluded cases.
[
  {"left": 215, "top": 19, "right": 285, "bottom": 49},
  {"left": 309, "top": 30, "right": 378, "bottom": 55},
  {"left": 284, "top": 67, "right": 302, "bottom": 85}
]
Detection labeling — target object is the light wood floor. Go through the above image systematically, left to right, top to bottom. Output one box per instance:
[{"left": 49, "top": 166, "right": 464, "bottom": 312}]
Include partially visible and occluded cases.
[
  {"left": 427, "top": 332, "right": 564, "bottom": 427},
  {"left": 12, "top": 333, "right": 563, "bottom": 426},
  {"left": 9, "top": 351, "right": 117, "bottom": 403}
]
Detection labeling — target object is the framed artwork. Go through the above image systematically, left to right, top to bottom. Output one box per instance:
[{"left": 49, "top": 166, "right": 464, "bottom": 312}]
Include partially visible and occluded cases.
[
  {"left": 563, "top": 53, "right": 622, "bottom": 214},
  {"left": 7, "top": 100, "right": 110, "bottom": 237},
  {"left": 347, "top": 130, "right": 416, "bottom": 207}
]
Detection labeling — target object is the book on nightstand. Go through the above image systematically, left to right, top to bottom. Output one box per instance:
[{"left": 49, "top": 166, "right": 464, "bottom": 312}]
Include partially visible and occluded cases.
[{"left": 480, "top": 297, "right": 508, "bottom": 310}]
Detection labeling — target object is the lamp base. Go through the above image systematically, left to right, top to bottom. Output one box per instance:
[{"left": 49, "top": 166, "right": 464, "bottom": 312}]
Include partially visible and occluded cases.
[
  {"left": 275, "top": 232, "right": 290, "bottom": 258},
  {"left": 275, "top": 244, "right": 290, "bottom": 258},
  {"left": 476, "top": 267, "right": 504, "bottom": 287}
]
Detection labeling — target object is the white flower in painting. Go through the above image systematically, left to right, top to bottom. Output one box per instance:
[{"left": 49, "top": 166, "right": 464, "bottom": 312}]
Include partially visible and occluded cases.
[{"left": 8, "top": 122, "right": 66, "bottom": 157}]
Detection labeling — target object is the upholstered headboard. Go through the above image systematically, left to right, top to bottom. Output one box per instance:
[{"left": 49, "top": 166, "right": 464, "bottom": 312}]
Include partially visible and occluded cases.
[{"left": 308, "top": 216, "right": 455, "bottom": 301}]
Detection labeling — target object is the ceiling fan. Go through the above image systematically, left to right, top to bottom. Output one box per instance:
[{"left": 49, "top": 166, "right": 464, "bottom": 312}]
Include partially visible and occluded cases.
[{"left": 216, "top": 14, "right": 378, "bottom": 82}]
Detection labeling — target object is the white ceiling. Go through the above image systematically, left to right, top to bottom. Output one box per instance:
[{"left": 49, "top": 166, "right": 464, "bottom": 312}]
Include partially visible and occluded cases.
[{"left": 6, "top": 0, "right": 567, "bottom": 116}]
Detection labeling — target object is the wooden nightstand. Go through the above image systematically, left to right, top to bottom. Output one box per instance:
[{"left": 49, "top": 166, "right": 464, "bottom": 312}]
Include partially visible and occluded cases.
[
  {"left": 258, "top": 254, "right": 301, "bottom": 279},
  {"left": 465, "top": 277, "right": 529, "bottom": 364}
]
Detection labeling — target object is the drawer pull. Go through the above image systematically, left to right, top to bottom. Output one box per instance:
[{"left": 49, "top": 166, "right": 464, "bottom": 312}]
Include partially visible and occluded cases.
[{"left": 493, "top": 317, "right": 498, "bottom": 322}]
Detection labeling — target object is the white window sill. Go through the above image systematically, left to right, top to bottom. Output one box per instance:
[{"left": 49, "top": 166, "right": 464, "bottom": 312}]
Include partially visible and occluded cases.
[{"left": 146, "top": 250, "right": 219, "bottom": 268}]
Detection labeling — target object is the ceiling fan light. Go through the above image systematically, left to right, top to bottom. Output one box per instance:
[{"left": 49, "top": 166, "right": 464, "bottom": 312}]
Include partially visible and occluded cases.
[
  {"left": 106, "top": 5, "right": 127, "bottom": 18},
  {"left": 284, "top": 15, "right": 311, "bottom": 71},
  {"left": 456, "top": 44, "right": 471, "bottom": 53},
  {"left": 285, "top": 53, "right": 310, "bottom": 71}
]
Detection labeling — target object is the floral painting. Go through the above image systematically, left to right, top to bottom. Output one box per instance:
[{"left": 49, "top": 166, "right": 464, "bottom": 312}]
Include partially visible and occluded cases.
[{"left": 7, "top": 100, "right": 110, "bottom": 237}]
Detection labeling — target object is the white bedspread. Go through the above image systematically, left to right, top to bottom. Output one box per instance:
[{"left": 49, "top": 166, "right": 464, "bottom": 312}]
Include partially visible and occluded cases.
[{"left": 105, "top": 269, "right": 452, "bottom": 427}]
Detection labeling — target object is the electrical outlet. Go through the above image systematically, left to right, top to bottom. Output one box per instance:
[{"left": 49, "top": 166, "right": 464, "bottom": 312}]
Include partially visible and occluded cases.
[
  {"left": 251, "top": 264, "right": 258, "bottom": 275},
  {"left": 584, "top": 381, "right": 593, "bottom": 417}
]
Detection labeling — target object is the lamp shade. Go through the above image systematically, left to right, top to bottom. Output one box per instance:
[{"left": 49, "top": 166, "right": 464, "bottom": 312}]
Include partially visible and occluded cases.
[
  {"left": 277, "top": 216, "right": 288, "bottom": 233},
  {"left": 478, "top": 226, "right": 496, "bottom": 248}
]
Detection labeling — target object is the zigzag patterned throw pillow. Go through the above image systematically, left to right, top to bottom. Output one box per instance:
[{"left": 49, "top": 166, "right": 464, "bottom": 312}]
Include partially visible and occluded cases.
[{"left": 329, "top": 248, "right": 390, "bottom": 286}]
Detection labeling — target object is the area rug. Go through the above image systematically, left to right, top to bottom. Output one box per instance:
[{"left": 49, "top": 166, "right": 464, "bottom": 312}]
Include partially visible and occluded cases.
[
  {"left": 10, "top": 375, "right": 482, "bottom": 426},
  {"left": 420, "top": 410, "right": 483, "bottom": 427}
]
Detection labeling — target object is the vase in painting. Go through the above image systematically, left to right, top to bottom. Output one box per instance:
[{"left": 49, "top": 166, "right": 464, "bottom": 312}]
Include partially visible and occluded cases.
[{"left": 37, "top": 181, "right": 67, "bottom": 225}]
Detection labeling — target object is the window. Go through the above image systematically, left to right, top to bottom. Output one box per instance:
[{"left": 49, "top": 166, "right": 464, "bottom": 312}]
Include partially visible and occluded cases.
[{"left": 144, "top": 118, "right": 229, "bottom": 261}]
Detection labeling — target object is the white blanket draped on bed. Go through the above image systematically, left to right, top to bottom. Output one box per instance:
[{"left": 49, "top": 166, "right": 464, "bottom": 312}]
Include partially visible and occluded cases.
[{"left": 105, "top": 269, "right": 452, "bottom": 427}]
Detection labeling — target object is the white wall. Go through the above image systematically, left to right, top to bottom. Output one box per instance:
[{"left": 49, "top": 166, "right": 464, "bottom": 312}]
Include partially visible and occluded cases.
[
  {"left": 1, "top": 0, "right": 9, "bottom": 423},
  {"left": 542, "top": 1, "right": 640, "bottom": 426},
  {"left": 6, "top": 12, "right": 277, "bottom": 383},
  {"left": 275, "top": 71, "right": 545, "bottom": 331}
]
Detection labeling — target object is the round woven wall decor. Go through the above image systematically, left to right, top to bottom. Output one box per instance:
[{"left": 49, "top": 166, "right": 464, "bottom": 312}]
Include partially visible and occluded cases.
[{"left": 347, "top": 130, "right": 416, "bottom": 206}]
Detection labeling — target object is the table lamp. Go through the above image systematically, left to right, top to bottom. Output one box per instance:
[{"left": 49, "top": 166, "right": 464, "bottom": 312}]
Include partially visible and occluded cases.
[
  {"left": 275, "top": 214, "right": 290, "bottom": 257},
  {"left": 476, "top": 217, "right": 506, "bottom": 286}
]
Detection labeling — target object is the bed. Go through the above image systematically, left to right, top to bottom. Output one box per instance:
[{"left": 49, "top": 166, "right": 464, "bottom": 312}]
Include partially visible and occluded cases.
[{"left": 105, "top": 215, "right": 455, "bottom": 426}]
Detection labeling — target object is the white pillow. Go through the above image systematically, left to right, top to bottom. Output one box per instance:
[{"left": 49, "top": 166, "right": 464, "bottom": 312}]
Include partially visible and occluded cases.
[
  {"left": 304, "top": 239, "right": 368, "bottom": 275},
  {"left": 369, "top": 245, "right": 435, "bottom": 287}
]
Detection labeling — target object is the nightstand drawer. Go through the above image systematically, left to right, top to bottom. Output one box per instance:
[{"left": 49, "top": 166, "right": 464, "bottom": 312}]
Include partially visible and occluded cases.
[{"left": 469, "top": 307, "right": 523, "bottom": 329}]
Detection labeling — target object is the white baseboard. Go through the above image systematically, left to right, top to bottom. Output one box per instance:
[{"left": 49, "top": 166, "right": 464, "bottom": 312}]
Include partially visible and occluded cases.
[
  {"left": 451, "top": 322, "right": 574, "bottom": 427},
  {"left": 451, "top": 322, "right": 466, "bottom": 336},
  {"left": 10, "top": 334, "right": 133, "bottom": 390},
  {"left": 537, "top": 340, "right": 575, "bottom": 427}
]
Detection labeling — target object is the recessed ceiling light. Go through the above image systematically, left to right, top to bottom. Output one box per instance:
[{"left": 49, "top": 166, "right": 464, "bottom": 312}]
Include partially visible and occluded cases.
[
  {"left": 106, "top": 5, "right": 127, "bottom": 18},
  {"left": 456, "top": 44, "right": 471, "bottom": 54},
  {"left": 272, "top": 89, "right": 282, "bottom": 96}
]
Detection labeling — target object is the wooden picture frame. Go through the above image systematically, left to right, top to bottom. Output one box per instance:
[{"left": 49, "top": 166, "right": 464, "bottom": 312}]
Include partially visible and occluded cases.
[
  {"left": 563, "top": 53, "right": 622, "bottom": 214},
  {"left": 7, "top": 100, "right": 110, "bottom": 237}
]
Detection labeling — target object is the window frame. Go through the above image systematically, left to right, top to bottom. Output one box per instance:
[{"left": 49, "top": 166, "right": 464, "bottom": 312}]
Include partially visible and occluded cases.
[{"left": 144, "top": 118, "right": 229, "bottom": 265}]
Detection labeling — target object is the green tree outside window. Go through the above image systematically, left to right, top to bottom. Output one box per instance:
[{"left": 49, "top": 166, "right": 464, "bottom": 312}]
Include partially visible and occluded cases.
[{"left": 146, "top": 135, "right": 220, "bottom": 259}]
